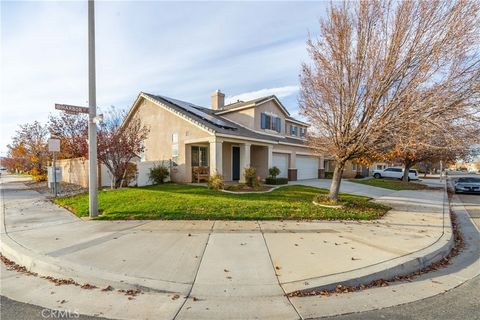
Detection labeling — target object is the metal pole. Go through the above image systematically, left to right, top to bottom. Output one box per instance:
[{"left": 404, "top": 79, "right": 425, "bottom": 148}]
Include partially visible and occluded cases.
[
  {"left": 88, "top": 0, "right": 98, "bottom": 217},
  {"left": 53, "top": 152, "right": 57, "bottom": 197},
  {"left": 440, "top": 160, "right": 443, "bottom": 182}
]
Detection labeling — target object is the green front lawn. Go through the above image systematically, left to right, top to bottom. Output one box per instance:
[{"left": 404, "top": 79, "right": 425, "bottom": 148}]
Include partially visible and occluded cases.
[
  {"left": 350, "top": 178, "right": 433, "bottom": 190},
  {"left": 54, "top": 184, "right": 389, "bottom": 221}
]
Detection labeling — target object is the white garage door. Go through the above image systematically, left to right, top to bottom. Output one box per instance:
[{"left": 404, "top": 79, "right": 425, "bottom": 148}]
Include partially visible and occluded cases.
[
  {"left": 272, "top": 153, "right": 288, "bottom": 178},
  {"left": 297, "top": 155, "right": 319, "bottom": 180}
]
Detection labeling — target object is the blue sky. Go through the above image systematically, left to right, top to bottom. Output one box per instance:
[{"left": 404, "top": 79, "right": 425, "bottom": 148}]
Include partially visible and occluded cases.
[{"left": 0, "top": 1, "right": 328, "bottom": 155}]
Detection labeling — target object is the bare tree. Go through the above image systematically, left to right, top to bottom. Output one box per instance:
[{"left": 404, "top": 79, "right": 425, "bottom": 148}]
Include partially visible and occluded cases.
[
  {"left": 300, "top": 0, "right": 480, "bottom": 200},
  {"left": 97, "top": 107, "right": 149, "bottom": 188},
  {"left": 48, "top": 112, "right": 88, "bottom": 159}
]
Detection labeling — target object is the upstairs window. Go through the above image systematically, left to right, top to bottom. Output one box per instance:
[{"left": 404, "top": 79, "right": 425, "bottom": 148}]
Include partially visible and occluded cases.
[
  {"left": 261, "top": 113, "right": 281, "bottom": 133},
  {"left": 290, "top": 125, "right": 297, "bottom": 136},
  {"left": 300, "top": 127, "right": 306, "bottom": 137}
]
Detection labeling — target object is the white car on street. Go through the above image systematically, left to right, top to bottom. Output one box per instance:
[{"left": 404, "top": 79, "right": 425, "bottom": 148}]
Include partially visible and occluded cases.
[{"left": 372, "top": 167, "right": 418, "bottom": 181}]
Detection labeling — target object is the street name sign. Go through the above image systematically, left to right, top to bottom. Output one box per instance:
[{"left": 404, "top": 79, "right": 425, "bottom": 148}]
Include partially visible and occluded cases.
[{"left": 55, "top": 103, "right": 89, "bottom": 114}]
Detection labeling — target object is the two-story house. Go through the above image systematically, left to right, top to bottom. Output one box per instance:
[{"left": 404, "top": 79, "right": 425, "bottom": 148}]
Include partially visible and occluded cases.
[{"left": 123, "top": 90, "right": 326, "bottom": 183}]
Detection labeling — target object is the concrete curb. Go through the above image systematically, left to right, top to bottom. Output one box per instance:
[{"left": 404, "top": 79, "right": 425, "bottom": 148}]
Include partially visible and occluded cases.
[
  {"left": 282, "top": 184, "right": 454, "bottom": 294},
  {"left": 0, "top": 229, "right": 191, "bottom": 294}
]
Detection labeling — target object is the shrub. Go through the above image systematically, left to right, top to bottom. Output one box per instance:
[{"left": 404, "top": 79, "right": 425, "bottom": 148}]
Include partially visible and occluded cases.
[
  {"left": 149, "top": 163, "right": 169, "bottom": 184},
  {"left": 268, "top": 166, "right": 281, "bottom": 179},
  {"left": 30, "top": 167, "right": 47, "bottom": 182},
  {"left": 244, "top": 167, "right": 257, "bottom": 187},
  {"left": 324, "top": 172, "right": 334, "bottom": 179},
  {"left": 33, "top": 173, "right": 47, "bottom": 182},
  {"left": 208, "top": 173, "right": 224, "bottom": 190},
  {"left": 354, "top": 173, "right": 365, "bottom": 179},
  {"left": 265, "top": 177, "right": 289, "bottom": 185}
]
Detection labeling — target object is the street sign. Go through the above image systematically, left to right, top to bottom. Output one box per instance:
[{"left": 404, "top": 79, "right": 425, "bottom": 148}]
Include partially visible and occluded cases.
[
  {"left": 55, "top": 103, "right": 89, "bottom": 114},
  {"left": 48, "top": 138, "right": 61, "bottom": 152}
]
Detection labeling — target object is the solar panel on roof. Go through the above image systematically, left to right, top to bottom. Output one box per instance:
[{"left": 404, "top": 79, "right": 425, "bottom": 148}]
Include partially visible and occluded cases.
[{"left": 158, "top": 96, "right": 237, "bottom": 130}]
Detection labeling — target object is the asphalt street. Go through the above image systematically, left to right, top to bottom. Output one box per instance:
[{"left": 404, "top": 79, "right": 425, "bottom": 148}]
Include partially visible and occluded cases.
[
  {"left": 458, "top": 193, "right": 480, "bottom": 229},
  {"left": 0, "top": 296, "right": 106, "bottom": 320}
]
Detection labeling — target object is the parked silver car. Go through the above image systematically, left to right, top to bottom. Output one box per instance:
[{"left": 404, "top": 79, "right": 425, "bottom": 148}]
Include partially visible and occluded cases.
[{"left": 454, "top": 177, "right": 480, "bottom": 194}]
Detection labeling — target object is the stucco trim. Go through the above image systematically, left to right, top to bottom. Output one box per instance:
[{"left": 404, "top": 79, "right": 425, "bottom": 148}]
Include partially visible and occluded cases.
[
  {"left": 215, "top": 133, "right": 276, "bottom": 146},
  {"left": 277, "top": 141, "right": 311, "bottom": 148}
]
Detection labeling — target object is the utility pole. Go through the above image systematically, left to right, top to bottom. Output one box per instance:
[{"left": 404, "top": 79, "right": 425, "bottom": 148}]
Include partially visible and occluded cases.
[{"left": 88, "top": 0, "right": 98, "bottom": 217}]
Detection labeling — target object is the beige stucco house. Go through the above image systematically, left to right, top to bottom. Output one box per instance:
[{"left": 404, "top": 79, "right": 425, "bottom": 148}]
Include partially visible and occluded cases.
[{"left": 123, "top": 90, "right": 327, "bottom": 183}]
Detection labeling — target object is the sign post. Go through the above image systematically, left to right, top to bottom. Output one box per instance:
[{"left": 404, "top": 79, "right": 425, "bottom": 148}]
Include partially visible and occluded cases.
[{"left": 48, "top": 138, "right": 61, "bottom": 197}]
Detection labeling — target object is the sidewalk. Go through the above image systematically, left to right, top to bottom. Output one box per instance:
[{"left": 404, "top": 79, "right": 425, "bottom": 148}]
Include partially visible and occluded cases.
[{"left": 0, "top": 176, "right": 461, "bottom": 320}]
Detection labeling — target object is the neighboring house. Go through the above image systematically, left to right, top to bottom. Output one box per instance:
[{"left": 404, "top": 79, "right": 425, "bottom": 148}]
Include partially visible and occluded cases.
[
  {"left": 122, "top": 90, "right": 326, "bottom": 183},
  {"left": 323, "top": 160, "right": 370, "bottom": 178}
]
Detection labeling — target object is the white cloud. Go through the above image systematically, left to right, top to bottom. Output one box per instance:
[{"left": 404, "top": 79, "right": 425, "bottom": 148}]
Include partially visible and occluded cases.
[{"left": 225, "top": 85, "right": 299, "bottom": 104}]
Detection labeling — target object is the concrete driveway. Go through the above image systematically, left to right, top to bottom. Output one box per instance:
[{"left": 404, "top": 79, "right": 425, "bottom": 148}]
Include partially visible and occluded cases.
[{"left": 289, "top": 178, "right": 395, "bottom": 199}]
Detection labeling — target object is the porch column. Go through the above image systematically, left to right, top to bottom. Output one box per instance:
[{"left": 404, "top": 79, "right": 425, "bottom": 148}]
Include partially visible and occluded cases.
[
  {"left": 209, "top": 139, "right": 223, "bottom": 176},
  {"left": 239, "top": 143, "right": 251, "bottom": 183},
  {"left": 185, "top": 145, "right": 192, "bottom": 182},
  {"left": 267, "top": 145, "right": 273, "bottom": 169},
  {"left": 288, "top": 152, "right": 297, "bottom": 181},
  {"left": 289, "top": 152, "right": 296, "bottom": 169},
  {"left": 318, "top": 155, "right": 325, "bottom": 178}
]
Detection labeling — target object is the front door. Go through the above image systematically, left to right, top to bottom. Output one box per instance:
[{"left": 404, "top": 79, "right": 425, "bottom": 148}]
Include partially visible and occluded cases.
[{"left": 232, "top": 146, "right": 240, "bottom": 181}]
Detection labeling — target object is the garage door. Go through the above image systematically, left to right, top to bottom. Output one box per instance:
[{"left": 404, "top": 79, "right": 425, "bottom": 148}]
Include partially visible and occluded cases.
[
  {"left": 272, "top": 153, "right": 288, "bottom": 178},
  {"left": 297, "top": 155, "right": 319, "bottom": 180}
]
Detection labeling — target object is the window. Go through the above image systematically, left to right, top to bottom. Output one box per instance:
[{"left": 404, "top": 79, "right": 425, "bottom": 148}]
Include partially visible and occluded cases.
[
  {"left": 261, "top": 113, "right": 281, "bottom": 132},
  {"left": 290, "top": 125, "right": 297, "bottom": 136},
  {"left": 300, "top": 127, "right": 306, "bottom": 137},
  {"left": 172, "top": 133, "right": 178, "bottom": 143},
  {"left": 191, "top": 146, "right": 209, "bottom": 167}
]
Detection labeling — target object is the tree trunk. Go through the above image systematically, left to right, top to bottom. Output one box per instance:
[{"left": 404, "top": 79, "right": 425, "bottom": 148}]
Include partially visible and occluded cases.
[
  {"left": 329, "top": 161, "right": 345, "bottom": 201},
  {"left": 402, "top": 162, "right": 412, "bottom": 182}
]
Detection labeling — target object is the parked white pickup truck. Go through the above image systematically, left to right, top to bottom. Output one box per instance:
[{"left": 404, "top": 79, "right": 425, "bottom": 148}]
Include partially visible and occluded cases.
[{"left": 372, "top": 167, "right": 418, "bottom": 181}]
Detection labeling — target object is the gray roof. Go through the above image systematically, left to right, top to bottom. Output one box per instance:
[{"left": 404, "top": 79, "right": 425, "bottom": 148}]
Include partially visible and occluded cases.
[
  {"left": 143, "top": 93, "right": 308, "bottom": 147},
  {"left": 220, "top": 95, "right": 277, "bottom": 111}
]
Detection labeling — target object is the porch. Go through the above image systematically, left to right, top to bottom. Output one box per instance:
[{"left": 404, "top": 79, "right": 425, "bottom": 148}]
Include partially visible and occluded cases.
[{"left": 185, "top": 139, "right": 275, "bottom": 183}]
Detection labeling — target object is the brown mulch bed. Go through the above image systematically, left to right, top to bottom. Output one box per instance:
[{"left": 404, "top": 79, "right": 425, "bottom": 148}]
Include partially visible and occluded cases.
[{"left": 224, "top": 184, "right": 274, "bottom": 192}]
